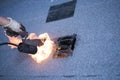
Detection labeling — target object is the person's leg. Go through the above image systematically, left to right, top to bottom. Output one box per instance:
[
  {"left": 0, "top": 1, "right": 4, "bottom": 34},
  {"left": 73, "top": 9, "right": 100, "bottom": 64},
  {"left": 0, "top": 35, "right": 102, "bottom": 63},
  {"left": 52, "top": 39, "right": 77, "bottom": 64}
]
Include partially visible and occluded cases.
[{"left": 0, "top": 16, "right": 10, "bottom": 26}]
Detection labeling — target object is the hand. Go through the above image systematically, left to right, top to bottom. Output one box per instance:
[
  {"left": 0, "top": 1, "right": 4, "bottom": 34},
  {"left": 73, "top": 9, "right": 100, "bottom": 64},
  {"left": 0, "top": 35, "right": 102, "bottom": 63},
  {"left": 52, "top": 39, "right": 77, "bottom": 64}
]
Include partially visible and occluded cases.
[
  {"left": 3, "top": 18, "right": 28, "bottom": 38},
  {"left": 18, "top": 24, "right": 28, "bottom": 39},
  {"left": 4, "top": 27, "right": 19, "bottom": 37}
]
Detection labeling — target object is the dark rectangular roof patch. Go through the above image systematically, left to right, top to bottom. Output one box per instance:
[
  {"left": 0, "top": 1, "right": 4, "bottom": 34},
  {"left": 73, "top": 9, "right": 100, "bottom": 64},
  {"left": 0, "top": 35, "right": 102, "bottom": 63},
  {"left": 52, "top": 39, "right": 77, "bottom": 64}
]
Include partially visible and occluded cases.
[{"left": 46, "top": 0, "right": 77, "bottom": 22}]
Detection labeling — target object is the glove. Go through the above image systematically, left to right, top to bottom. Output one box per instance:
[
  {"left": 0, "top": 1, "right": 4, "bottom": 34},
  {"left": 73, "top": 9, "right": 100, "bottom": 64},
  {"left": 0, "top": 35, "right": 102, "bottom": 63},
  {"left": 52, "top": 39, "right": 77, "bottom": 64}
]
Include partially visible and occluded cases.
[
  {"left": 3, "top": 17, "right": 28, "bottom": 38},
  {"left": 4, "top": 26, "right": 28, "bottom": 39},
  {"left": 4, "top": 27, "right": 19, "bottom": 37}
]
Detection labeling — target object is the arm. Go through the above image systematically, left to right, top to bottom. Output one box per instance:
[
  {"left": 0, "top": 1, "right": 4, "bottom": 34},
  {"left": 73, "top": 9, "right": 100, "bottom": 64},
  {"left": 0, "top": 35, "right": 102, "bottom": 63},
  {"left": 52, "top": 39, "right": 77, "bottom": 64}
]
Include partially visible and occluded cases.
[{"left": 0, "top": 16, "right": 10, "bottom": 26}]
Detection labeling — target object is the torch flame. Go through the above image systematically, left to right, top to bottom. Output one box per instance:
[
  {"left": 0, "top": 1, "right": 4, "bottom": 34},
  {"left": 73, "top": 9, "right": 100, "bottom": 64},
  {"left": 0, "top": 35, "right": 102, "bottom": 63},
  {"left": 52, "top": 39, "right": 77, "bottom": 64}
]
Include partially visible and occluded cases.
[
  {"left": 6, "top": 33, "right": 55, "bottom": 63},
  {"left": 29, "top": 33, "right": 55, "bottom": 63},
  {"left": 6, "top": 36, "right": 22, "bottom": 48}
]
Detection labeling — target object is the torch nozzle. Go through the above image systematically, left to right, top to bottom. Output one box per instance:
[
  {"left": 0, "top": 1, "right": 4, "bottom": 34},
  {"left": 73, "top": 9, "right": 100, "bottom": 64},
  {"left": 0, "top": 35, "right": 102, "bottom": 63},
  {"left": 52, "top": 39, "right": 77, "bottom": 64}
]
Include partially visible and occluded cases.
[{"left": 18, "top": 42, "right": 37, "bottom": 54}]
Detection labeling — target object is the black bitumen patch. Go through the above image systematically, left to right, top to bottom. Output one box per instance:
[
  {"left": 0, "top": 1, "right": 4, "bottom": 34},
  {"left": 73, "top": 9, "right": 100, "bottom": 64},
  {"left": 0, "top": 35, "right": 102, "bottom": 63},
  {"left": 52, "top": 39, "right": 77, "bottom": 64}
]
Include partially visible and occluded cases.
[{"left": 46, "top": 0, "right": 77, "bottom": 22}]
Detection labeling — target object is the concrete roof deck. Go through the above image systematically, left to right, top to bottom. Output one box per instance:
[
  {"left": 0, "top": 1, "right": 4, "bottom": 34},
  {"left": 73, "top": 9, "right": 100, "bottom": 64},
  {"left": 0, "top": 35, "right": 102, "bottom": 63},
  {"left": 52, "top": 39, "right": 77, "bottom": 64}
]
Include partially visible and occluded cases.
[{"left": 0, "top": 0, "right": 120, "bottom": 80}]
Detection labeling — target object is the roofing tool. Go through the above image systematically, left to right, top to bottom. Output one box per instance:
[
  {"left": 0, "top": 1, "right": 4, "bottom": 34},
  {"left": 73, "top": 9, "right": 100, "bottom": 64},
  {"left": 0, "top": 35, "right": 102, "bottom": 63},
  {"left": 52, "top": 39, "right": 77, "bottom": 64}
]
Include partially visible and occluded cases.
[{"left": 0, "top": 39, "right": 43, "bottom": 54}]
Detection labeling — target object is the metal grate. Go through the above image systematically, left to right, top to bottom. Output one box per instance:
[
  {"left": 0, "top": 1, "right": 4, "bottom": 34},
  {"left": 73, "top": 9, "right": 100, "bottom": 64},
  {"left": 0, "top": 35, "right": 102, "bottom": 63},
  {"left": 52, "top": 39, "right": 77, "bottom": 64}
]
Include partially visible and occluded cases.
[{"left": 53, "top": 34, "right": 77, "bottom": 58}]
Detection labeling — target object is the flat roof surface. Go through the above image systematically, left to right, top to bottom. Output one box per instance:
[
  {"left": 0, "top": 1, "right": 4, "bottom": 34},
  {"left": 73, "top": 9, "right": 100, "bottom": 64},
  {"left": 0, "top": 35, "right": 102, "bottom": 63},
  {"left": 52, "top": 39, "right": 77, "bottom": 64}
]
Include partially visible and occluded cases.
[{"left": 0, "top": 0, "right": 120, "bottom": 80}]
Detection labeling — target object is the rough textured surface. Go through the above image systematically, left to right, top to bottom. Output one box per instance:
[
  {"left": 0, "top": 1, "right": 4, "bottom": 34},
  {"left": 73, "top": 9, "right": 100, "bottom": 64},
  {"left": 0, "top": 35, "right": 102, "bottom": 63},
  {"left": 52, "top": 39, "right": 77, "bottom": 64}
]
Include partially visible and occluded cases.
[{"left": 0, "top": 0, "right": 120, "bottom": 80}]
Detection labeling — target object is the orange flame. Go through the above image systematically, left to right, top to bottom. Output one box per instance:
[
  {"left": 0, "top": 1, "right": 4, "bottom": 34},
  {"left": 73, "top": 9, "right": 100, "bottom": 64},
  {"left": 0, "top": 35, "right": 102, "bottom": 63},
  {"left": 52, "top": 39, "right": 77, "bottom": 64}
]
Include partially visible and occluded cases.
[
  {"left": 6, "top": 33, "right": 55, "bottom": 63},
  {"left": 29, "top": 33, "right": 55, "bottom": 63},
  {"left": 6, "top": 36, "right": 22, "bottom": 48}
]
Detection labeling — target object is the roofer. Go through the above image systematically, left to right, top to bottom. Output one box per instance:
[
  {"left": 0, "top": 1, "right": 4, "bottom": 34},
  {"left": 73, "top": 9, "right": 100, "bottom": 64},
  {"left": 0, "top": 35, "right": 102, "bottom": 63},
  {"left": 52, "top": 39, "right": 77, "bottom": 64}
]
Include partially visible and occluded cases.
[{"left": 0, "top": 16, "right": 28, "bottom": 39}]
